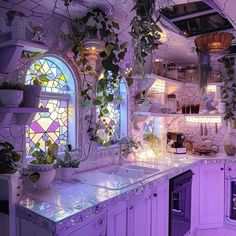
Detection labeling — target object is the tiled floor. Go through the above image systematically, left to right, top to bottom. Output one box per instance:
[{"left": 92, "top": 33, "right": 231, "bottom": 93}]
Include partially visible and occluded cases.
[{"left": 195, "top": 228, "right": 236, "bottom": 236}]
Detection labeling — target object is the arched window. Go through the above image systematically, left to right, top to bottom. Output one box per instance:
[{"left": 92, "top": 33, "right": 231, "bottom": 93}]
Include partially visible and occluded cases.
[
  {"left": 25, "top": 56, "right": 77, "bottom": 154},
  {"left": 96, "top": 75, "right": 128, "bottom": 145}
]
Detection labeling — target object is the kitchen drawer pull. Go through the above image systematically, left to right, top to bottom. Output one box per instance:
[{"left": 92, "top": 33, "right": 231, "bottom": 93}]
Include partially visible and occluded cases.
[
  {"left": 221, "top": 167, "right": 224, "bottom": 171},
  {"left": 229, "top": 168, "right": 232, "bottom": 171},
  {"left": 153, "top": 193, "right": 158, "bottom": 197},
  {"left": 98, "top": 218, "right": 104, "bottom": 225}
]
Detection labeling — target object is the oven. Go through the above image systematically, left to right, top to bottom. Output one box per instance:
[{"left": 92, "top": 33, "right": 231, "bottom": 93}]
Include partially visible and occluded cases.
[
  {"left": 225, "top": 164, "right": 236, "bottom": 224},
  {"left": 169, "top": 170, "right": 193, "bottom": 236}
]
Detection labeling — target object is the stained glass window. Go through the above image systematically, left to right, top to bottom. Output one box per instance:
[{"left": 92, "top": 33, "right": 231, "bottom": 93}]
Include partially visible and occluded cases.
[
  {"left": 25, "top": 56, "right": 75, "bottom": 154},
  {"left": 96, "top": 77, "right": 128, "bottom": 145}
]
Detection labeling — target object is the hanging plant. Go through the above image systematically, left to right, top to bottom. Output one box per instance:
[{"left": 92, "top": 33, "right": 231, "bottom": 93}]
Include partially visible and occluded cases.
[
  {"left": 130, "top": 0, "right": 162, "bottom": 78},
  {"left": 62, "top": 8, "right": 132, "bottom": 146},
  {"left": 219, "top": 56, "right": 236, "bottom": 121}
]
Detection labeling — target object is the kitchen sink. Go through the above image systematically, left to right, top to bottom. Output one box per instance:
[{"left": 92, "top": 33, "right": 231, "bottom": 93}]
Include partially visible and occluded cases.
[{"left": 74, "top": 162, "right": 171, "bottom": 190}]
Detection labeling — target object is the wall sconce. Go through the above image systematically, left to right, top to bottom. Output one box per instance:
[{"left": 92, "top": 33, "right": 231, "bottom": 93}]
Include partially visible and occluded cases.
[
  {"left": 81, "top": 39, "right": 105, "bottom": 71},
  {"left": 149, "top": 79, "right": 166, "bottom": 93},
  {"left": 185, "top": 116, "right": 221, "bottom": 124}
]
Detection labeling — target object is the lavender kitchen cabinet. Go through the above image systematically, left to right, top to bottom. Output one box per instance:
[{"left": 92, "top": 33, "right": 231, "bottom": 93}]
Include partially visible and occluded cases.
[
  {"left": 199, "top": 163, "right": 224, "bottom": 228},
  {"left": 190, "top": 165, "right": 200, "bottom": 234},
  {"left": 151, "top": 179, "right": 169, "bottom": 236},
  {"left": 127, "top": 188, "right": 151, "bottom": 236},
  {"left": 107, "top": 202, "right": 127, "bottom": 236}
]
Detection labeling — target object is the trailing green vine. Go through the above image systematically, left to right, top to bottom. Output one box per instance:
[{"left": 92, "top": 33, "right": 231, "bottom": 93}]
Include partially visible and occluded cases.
[
  {"left": 130, "top": 0, "right": 162, "bottom": 78},
  {"left": 62, "top": 8, "right": 133, "bottom": 146},
  {"left": 219, "top": 56, "right": 236, "bottom": 121}
]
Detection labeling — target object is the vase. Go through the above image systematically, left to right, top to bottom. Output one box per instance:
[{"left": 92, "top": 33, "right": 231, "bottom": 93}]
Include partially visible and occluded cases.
[
  {"left": 22, "top": 85, "right": 41, "bottom": 107},
  {"left": 0, "top": 90, "right": 23, "bottom": 107},
  {"left": 224, "top": 124, "right": 236, "bottom": 156},
  {"left": 28, "top": 162, "right": 55, "bottom": 189}
]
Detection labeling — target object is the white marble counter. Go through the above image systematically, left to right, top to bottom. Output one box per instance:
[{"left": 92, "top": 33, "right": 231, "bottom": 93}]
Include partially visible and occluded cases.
[{"left": 16, "top": 153, "right": 236, "bottom": 233}]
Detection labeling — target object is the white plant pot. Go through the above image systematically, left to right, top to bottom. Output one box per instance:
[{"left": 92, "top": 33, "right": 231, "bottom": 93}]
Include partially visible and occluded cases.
[
  {"left": 22, "top": 85, "right": 41, "bottom": 107},
  {"left": 0, "top": 90, "right": 23, "bottom": 107},
  {"left": 138, "top": 103, "right": 151, "bottom": 112},
  {"left": 28, "top": 162, "right": 55, "bottom": 190},
  {"left": 61, "top": 167, "right": 74, "bottom": 178}
]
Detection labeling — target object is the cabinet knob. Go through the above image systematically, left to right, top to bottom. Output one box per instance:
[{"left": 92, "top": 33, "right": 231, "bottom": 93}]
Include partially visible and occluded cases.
[
  {"left": 221, "top": 167, "right": 224, "bottom": 171},
  {"left": 229, "top": 168, "right": 232, "bottom": 171},
  {"left": 153, "top": 193, "right": 158, "bottom": 197},
  {"left": 130, "top": 206, "right": 133, "bottom": 210},
  {"left": 98, "top": 219, "right": 104, "bottom": 225}
]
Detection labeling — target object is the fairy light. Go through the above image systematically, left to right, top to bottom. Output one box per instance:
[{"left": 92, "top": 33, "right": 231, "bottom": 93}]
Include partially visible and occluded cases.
[
  {"left": 149, "top": 79, "right": 166, "bottom": 93},
  {"left": 185, "top": 116, "right": 221, "bottom": 124}
]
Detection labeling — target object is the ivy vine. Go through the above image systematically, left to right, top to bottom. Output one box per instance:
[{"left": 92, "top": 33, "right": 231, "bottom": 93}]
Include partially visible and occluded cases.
[
  {"left": 130, "top": 0, "right": 162, "bottom": 78},
  {"left": 62, "top": 8, "right": 133, "bottom": 146},
  {"left": 219, "top": 56, "right": 236, "bottom": 121}
]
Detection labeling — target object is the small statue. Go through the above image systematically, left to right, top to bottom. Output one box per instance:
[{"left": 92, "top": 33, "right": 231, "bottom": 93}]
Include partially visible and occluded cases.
[{"left": 31, "top": 25, "right": 46, "bottom": 44}]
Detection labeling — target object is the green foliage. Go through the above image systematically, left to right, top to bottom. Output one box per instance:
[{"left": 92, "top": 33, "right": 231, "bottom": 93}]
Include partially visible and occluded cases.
[
  {"left": 130, "top": 0, "right": 161, "bottom": 78},
  {"left": 62, "top": 8, "right": 131, "bottom": 146},
  {"left": 219, "top": 56, "right": 236, "bottom": 122},
  {"left": 0, "top": 82, "right": 24, "bottom": 90},
  {"left": 120, "top": 137, "right": 142, "bottom": 157},
  {"left": 30, "top": 141, "right": 58, "bottom": 165},
  {"left": 0, "top": 142, "right": 21, "bottom": 174}
]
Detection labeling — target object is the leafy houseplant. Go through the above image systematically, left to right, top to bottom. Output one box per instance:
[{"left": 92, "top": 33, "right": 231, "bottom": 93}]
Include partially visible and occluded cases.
[
  {"left": 130, "top": 0, "right": 162, "bottom": 78},
  {"left": 62, "top": 8, "right": 132, "bottom": 147},
  {"left": 219, "top": 56, "right": 236, "bottom": 122},
  {"left": 23, "top": 66, "right": 50, "bottom": 108},
  {"left": 0, "top": 82, "right": 24, "bottom": 107},
  {"left": 119, "top": 137, "right": 141, "bottom": 165},
  {"left": 28, "top": 141, "right": 58, "bottom": 189},
  {"left": 0, "top": 142, "right": 21, "bottom": 174},
  {"left": 56, "top": 147, "right": 80, "bottom": 180}
]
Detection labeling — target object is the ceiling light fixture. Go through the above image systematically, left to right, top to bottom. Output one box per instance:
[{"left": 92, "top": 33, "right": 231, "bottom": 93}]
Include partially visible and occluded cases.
[{"left": 194, "top": 32, "right": 233, "bottom": 53}]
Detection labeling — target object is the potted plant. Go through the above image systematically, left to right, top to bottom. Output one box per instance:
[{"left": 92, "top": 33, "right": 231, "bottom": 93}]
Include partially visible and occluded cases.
[
  {"left": 22, "top": 72, "right": 49, "bottom": 108},
  {"left": 0, "top": 82, "right": 24, "bottom": 107},
  {"left": 28, "top": 141, "right": 58, "bottom": 189},
  {"left": 0, "top": 142, "right": 21, "bottom": 174},
  {"left": 56, "top": 147, "right": 80, "bottom": 181}
]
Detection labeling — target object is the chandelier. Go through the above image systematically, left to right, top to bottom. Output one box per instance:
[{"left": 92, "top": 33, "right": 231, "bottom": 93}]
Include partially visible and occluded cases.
[{"left": 194, "top": 32, "right": 233, "bottom": 53}]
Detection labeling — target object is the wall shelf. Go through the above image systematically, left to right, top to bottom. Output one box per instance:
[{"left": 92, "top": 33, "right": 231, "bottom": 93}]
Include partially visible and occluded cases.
[
  {"left": 0, "top": 39, "right": 48, "bottom": 74},
  {"left": 0, "top": 107, "right": 49, "bottom": 127}
]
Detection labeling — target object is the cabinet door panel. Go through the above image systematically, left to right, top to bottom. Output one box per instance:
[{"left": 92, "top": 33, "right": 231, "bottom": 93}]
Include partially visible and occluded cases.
[
  {"left": 199, "top": 163, "right": 224, "bottom": 227},
  {"left": 151, "top": 181, "right": 169, "bottom": 236},
  {"left": 127, "top": 190, "right": 151, "bottom": 236},
  {"left": 107, "top": 202, "right": 127, "bottom": 236}
]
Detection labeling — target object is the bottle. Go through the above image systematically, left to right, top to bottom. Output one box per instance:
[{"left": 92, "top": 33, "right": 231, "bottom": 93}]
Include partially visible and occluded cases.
[{"left": 167, "top": 94, "right": 177, "bottom": 114}]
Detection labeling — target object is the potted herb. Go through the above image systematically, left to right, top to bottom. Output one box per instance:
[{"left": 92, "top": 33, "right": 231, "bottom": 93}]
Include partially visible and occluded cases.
[
  {"left": 23, "top": 69, "right": 49, "bottom": 107},
  {"left": 0, "top": 82, "right": 24, "bottom": 107},
  {"left": 28, "top": 141, "right": 58, "bottom": 189},
  {"left": 0, "top": 142, "right": 21, "bottom": 174},
  {"left": 56, "top": 147, "right": 80, "bottom": 181}
]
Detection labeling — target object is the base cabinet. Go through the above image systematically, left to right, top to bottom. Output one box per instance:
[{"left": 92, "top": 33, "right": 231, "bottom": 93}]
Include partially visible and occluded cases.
[
  {"left": 199, "top": 163, "right": 224, "bottom": 228},
  {"left": 190, "top": 165, "right": 200, "bottom": 233},
  {"left": 151, "top": 180, "right": 169, "bottom": 236},
  {"left": 127, "top": 189, "right": 151, "bottom": 236},
  {"left": 107, "top": 202, "right": 127, "bottom": 236}
]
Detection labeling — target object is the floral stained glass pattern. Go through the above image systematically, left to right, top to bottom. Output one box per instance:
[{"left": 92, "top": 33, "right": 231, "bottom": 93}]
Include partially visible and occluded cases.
[{"left": 25, "top": 57, "right": 70, "bottom": 154}]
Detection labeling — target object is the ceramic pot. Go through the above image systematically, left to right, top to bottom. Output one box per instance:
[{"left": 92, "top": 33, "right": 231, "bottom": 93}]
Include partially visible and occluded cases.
[
  {"left": 22, "top": 85, "right": 41, "bottom": 107},
  {"left": 0, "top": 90, "right": 23, "bottom": 107},
  {"left": 28, "top": 162, "right": 55, "bottom": 189}
]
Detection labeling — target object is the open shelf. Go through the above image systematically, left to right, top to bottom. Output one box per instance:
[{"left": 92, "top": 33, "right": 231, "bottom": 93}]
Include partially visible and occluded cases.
[
  {"left": 0, "top": 39, "right": 48, "bottom": 74},
  {"left": 0, "top": 107, "right": 48, "bottom": 127}
]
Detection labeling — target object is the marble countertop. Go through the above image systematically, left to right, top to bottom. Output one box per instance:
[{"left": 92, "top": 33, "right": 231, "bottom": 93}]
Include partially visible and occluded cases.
[{"left": 16, "top": 153, "right": 236, "bottom": 233}]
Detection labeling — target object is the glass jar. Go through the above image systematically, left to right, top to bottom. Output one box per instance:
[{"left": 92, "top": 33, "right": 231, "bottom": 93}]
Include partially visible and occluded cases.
[
  {"left": 167, "top": 94, "right": 177, "bottom": 113},
  {"left": 224, "top": 125, "right": 236, "bottom": 156}
]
